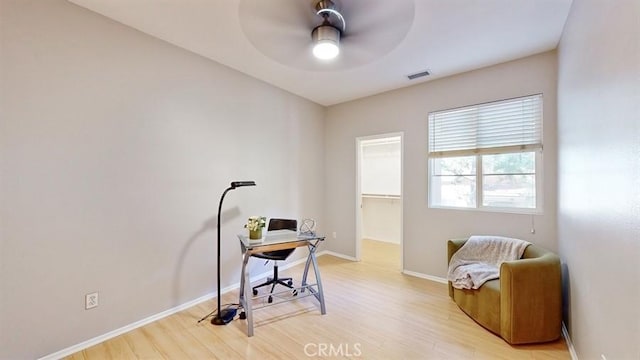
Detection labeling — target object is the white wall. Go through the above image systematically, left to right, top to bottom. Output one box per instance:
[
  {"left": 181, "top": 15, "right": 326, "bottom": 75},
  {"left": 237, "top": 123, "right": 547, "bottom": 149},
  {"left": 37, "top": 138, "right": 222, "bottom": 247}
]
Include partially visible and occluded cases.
[
  {"left": 557, "top": 0, "right": 640, "bottom": 358},
  {"left": 0, "top": 1, "right": 325, "bottom": 358},
  {"left": 324, "top": 51, "right": 558, "bottom": 278},
  {"left": 360, "top": 138, "right": 401, "bottom": 196},
  {"left": 362, "top": 197, "right": 401, "bottom": 244}
]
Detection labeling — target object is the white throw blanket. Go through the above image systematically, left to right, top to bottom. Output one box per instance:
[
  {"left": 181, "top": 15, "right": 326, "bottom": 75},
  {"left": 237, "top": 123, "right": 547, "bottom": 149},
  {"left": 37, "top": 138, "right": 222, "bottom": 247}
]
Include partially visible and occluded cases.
[{"left": 447, "top": 235, "right": 531, "bottom": 290}]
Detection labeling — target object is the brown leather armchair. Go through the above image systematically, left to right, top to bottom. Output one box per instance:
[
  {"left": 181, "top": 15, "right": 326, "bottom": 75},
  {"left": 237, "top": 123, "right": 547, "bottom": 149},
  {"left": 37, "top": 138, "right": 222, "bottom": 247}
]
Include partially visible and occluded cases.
[{"left": 447, "top": 238, "right": 563, "bottom": 344}]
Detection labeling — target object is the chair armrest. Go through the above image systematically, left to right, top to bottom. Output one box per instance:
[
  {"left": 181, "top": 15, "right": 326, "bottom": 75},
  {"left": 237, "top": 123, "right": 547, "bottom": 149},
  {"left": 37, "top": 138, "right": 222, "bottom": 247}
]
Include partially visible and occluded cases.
[
  {"left": 447, "top": 239, "right": 468, "bottom": 297},
  {"left": 499, "top": 252, "right": 562, "bottom": 344}
]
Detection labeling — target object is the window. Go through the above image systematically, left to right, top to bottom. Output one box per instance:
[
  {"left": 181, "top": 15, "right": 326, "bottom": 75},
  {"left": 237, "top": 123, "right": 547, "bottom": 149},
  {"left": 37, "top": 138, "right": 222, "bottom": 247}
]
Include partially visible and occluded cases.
[{"left": 428, "top": 94, "right": 543, "bottom": 212}]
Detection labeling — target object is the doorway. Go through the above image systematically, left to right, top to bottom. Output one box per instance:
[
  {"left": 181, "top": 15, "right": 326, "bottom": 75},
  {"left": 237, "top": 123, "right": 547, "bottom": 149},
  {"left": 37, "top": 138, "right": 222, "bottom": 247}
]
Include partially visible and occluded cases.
[{"left": 356, "top": 133, "right": 403, "bottom": 271}]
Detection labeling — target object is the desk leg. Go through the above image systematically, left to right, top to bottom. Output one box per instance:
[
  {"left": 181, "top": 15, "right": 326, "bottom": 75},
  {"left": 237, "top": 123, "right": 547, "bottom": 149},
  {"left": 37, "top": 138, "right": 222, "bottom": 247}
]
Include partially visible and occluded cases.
[
  {"left": 301, "top": 242, "right": 326, "bottom": 315},
  {"left": 301, "top": 248, "right": 313, "bottom": 291},
  {"left": 309, "top": 249, "right": 326, "bottom": 315},
  {"left": 239, "top": 252, "right": 254, "bottom": 337},
  {"left": 239, "top": 256, "right": 246, "bottom": 303}
]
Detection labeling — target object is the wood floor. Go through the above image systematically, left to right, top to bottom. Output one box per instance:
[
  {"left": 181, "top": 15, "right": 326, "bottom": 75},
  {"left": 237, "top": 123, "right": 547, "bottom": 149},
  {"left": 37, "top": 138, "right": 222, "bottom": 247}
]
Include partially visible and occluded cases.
[{"left": 66, "top": 239, "right": 570, "bottom": 359}]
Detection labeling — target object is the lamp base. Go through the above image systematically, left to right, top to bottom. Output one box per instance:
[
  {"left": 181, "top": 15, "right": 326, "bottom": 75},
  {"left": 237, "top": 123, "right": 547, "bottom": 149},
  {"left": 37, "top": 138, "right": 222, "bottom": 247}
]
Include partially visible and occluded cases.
[{"left": 211, "top": 308, "right": 237, "bottom": 325}]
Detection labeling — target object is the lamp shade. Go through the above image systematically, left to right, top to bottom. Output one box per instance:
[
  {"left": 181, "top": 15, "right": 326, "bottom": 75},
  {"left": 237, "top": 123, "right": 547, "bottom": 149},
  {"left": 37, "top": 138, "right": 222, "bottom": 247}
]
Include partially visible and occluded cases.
[
  {"left": 312, "top": 24, "right": 340, "bottom": 60},
  {"left": 230, "top": 181, "right": 256, "bottom": 188}
]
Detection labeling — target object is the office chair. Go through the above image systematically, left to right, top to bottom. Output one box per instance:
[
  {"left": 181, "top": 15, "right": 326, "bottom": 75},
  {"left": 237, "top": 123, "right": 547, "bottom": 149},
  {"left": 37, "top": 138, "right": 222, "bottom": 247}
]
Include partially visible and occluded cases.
[{"left": 251, "top": 218, "right": 297, "bottom": 303}]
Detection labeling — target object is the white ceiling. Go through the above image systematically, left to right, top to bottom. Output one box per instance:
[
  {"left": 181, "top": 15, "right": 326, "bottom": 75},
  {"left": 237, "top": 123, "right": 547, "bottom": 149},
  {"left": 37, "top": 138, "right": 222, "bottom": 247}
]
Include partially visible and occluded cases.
[{"left": 67, "top": 0, "right": 573, "bottom": 106}]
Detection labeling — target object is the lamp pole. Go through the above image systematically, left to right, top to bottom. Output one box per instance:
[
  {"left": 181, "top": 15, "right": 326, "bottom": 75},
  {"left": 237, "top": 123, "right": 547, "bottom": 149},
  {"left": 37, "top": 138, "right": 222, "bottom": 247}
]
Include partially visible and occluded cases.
[{"left": 211, "top": 181, "right": 255, "bottom": 325}]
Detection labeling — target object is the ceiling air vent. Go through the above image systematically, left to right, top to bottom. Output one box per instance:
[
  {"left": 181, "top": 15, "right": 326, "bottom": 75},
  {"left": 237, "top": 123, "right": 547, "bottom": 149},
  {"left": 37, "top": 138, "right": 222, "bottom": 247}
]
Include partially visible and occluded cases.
[{"left": 407, "top": 69, "right": 431, "bottom": 80}]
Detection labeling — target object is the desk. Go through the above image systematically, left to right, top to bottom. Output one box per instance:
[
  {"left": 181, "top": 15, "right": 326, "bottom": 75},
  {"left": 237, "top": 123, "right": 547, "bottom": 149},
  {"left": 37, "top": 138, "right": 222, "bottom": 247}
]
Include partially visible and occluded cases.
[{"left": 238, "top": 229, "right": 326, "bottom": 336}]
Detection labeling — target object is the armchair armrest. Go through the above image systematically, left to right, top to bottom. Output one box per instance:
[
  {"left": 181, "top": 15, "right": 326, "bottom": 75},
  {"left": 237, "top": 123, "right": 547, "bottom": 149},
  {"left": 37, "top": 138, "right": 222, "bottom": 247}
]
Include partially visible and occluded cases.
[{"left": 499, "top": 250, "right": 562, "bottom": 344}]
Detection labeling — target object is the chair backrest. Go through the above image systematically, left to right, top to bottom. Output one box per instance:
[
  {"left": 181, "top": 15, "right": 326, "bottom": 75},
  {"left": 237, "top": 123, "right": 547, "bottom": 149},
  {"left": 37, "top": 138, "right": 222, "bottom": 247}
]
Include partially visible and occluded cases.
[
  {"left": 256, "top": 218, "right": 298, "bottom": 259},
  {"left": 267, "top": 218, "right": 297, "bottom": 232}
]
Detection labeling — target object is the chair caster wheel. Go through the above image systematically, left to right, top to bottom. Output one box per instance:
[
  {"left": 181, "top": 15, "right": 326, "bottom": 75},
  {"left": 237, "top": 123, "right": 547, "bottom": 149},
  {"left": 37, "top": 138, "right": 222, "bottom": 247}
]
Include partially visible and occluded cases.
[
  {"left": 287, "top": 280, "right": 293, "bottom": 286},
  {"left": 252, "top": 289, "right": 258, "bottom": 296},
  {"left": 292, "top": 290, "right": 298, "bottom": 297},
  {"left": 268, "top": 296, "right": 273, "bottom": 303},
  {"left": 239, "top": 312, "right": 246, "bottom": 320}
]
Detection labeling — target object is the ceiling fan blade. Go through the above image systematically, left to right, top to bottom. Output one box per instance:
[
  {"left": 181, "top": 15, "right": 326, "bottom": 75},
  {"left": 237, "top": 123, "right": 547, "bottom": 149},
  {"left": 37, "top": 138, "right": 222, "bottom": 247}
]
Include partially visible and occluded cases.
[
  {"left": 239, "top": 0, "right": 317, "bottom": 65},
  {"left": 240, "top": 0, "right": 317, "bottom": 33},
  {"left": 341, "top": 0, "right": 414, "bottom": 40}
]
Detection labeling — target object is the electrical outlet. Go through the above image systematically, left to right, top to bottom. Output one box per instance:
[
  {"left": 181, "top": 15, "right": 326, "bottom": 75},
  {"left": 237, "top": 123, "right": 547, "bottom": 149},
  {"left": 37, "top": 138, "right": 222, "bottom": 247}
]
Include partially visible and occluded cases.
[
  {"left": 332, "top": 232, "right": 337, "bottom": 239},
  {"left": 85, "top": 292, "right": 98, "bottom": 310}
]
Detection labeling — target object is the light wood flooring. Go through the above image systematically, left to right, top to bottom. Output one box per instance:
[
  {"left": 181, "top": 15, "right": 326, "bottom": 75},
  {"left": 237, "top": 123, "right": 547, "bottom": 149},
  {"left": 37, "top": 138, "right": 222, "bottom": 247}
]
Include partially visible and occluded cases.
[
  {"left": 361, "top": 238, "right": 401, "bottom": 270},
  {"left": 67, "top": 240, "right": 570, "bottom": 359}
]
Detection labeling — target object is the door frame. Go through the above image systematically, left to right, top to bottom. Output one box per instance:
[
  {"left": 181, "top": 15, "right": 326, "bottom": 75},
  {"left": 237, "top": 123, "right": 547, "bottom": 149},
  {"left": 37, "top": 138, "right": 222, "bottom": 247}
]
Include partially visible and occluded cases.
[{"left": 355, "top": 132, "right": 404, "bottom": 270}]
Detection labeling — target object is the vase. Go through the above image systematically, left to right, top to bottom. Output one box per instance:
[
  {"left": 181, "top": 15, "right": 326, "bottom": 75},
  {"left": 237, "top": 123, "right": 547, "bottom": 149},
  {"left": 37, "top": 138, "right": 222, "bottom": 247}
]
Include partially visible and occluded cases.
[{"left": 249, "top": 228, "right": 262, "bottom": 240}]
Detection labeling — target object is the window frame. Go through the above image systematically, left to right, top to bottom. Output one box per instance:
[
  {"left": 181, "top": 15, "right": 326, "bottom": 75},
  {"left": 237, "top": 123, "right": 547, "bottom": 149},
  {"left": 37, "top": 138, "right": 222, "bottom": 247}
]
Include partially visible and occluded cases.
[{"left": 427, "top": 95, "right": 544, "bottom": 214}]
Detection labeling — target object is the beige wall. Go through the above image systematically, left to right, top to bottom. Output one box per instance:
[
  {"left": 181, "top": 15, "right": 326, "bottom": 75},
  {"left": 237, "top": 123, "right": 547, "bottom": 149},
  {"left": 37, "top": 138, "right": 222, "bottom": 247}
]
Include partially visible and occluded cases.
[
  {"left": 5, "top": 0, "right": 638, "bottom": 358},
  {"left": 557, "top": 0, "right": 640, "bottom": 358},
  {"left": 0, "top": 1, "right": 325, "bottom": 358},
  {"left": 324, "top": 51, "right": 558, "bottom": 278}
]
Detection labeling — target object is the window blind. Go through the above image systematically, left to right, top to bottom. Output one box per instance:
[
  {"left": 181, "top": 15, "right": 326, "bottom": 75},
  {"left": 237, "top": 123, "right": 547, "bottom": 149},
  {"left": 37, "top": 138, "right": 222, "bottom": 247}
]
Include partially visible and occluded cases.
[{"left": 428, "top": 94, "right": 543, "bottom": 158}]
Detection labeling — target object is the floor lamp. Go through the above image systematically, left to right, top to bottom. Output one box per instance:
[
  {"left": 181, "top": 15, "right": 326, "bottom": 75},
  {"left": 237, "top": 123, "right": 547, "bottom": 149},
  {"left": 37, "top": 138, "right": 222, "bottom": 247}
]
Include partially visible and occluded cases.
[{"left": 212, "top": 180, "right": 256, "bottom": 326}]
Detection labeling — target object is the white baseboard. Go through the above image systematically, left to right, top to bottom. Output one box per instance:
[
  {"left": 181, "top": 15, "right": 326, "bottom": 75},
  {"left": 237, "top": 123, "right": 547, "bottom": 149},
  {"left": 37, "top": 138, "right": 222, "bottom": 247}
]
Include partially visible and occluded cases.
[
  {"left": 318, "top": 250, "right": 358, "bottom": 262},
  {"left": 317, "top": 251, "right": 447, "bottom": 285},
  {"left": 42, "top": 252, "right": 554, "bottom": 360},
  {"left": 38, "top": 256, "right": 310, "bottom": 360},
  {"left": 402, "top": 269, "right": 448, "bottom": 284},
  {"left": 38, "top": 290, "right": 218, "bottom": 360},
  {"left": 562, "top": 322, "right": 578, "bottom": 360}
]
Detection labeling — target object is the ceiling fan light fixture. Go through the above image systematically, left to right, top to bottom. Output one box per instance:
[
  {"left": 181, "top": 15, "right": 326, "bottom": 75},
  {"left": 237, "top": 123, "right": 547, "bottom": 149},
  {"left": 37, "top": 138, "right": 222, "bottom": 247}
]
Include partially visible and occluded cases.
[{"left": 312, "top": 24, "right": 340, "bottom": 60}]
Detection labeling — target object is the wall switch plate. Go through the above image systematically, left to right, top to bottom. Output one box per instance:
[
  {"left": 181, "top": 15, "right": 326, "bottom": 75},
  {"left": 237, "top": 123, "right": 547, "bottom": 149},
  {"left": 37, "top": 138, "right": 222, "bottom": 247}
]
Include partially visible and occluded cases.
[{"left": 85, "top": 292, "right": 98, "bottom": 310}]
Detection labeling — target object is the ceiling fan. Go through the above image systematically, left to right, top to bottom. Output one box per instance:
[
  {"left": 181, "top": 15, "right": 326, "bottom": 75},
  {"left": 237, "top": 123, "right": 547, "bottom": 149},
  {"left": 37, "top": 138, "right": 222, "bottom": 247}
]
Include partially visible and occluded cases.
[
  {"left": 238, "top": 0, "right": 415, "bottom": 71},
  {"left": 310, "top": 0, "right": 346, "bottom": 60}
]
